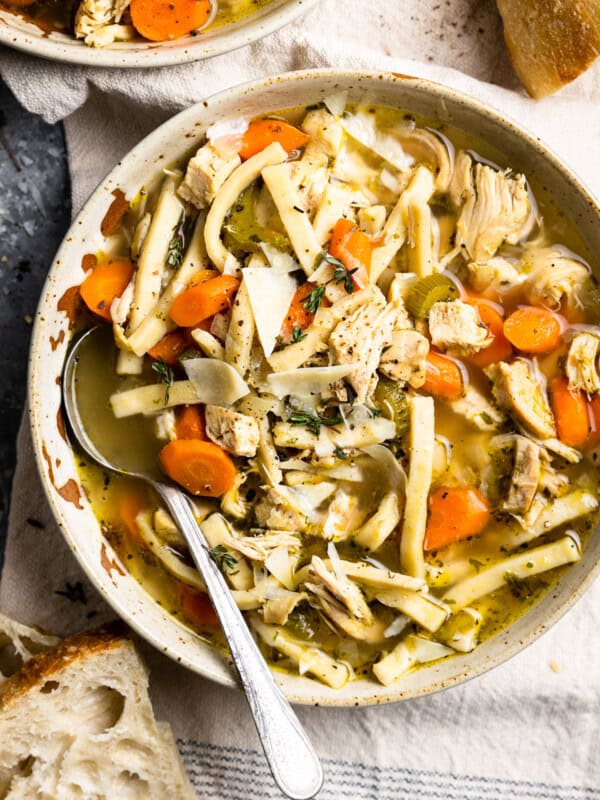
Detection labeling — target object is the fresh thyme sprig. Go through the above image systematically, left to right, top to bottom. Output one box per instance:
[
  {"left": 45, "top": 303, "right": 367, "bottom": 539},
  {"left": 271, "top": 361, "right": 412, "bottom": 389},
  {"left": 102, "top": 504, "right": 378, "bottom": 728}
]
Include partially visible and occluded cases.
[
  {"left": 166, "top": 212, "right": 185, "bottom": 269},
  {"left": 302, "top": 252, "right": 359, "bottom": 313},
  {"left": 332, "top": 264, "right": 359, "bottom": 294},
  {"left": 302, "top": 284, "right": 327, "bottom": 314},
  {"left": 274, "top": 326, "right": 307, "bottom": 352},
  {"left": 151, "top": 358, "right": 174, "bottom": 404},
  {"left": 289, "top": 409, "right": 343, "bottom": 436},
  {"left": 209, "top": 544, "right": 238, "bottom": 574}
]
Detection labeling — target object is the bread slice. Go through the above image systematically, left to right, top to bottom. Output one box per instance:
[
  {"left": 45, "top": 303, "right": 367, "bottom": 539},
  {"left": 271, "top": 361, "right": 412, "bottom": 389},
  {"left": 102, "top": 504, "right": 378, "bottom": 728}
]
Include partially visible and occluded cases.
[
  {"left": 496, "top": 0, "right": 600, "bottom": 98},
  {"left": 0, "top": 613, "right": 60, "bottom": 681},
  {"left": 0, "top": 624, "right": 196, "bottom": 799}
]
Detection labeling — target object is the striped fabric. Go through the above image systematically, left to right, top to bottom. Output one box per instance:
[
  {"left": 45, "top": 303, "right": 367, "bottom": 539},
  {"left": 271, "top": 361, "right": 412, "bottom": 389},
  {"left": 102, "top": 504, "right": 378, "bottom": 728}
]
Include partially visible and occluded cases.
[{"left": 179, "top": 741, "right": 600, "bottom": 800}]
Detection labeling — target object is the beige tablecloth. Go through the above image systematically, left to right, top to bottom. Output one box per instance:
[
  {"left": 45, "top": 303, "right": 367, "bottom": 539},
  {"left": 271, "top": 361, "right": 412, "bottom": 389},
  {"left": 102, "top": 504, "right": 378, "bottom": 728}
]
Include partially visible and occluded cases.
[{"left": 2, "top": 2, "right": 600, "bottom": 797}]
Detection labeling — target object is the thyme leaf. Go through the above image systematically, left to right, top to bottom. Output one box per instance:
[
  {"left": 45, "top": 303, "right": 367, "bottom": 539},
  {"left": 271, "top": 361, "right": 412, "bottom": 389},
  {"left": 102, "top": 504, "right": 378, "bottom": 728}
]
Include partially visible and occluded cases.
[
  {"left": 166, "top": 212, "right": 185, "bottom": 269},
  {"left": 332, "top": 264, "right": 359, "bottom": 294},
  {"left": 302, "top": 284, "right": 327, "bottom": 314},
  {"left": 292, "top": 325, "right": 307, "bottom": 343},
  {"left": 151, "top": 358, "right": 174, "bottom": 404},
  {"left": 289, "top": 409, "right": 343, "bottom": 436},
  {"left": 209, "top": 544, "right": 238, "bottom": 574}
]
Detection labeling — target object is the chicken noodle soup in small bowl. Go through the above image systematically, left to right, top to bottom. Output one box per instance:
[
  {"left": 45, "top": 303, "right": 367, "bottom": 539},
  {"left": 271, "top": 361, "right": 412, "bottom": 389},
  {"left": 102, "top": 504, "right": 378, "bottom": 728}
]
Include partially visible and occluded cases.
[
  {"left": 0, "top": 0, "right": 316, "bottom": 67},
  {"left": 30, "top": 71, "right": 600, "bottom": 705}
]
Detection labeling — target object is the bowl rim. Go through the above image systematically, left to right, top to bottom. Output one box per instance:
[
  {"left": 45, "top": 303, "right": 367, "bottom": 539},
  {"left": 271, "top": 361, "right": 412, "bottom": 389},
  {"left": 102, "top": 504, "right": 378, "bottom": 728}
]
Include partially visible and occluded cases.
[
  {"left": 0, "top": 0, "right": 318, "bottom": 68},
  {"left": 28, "top": 67, "right": 600, "bottom": 706}
]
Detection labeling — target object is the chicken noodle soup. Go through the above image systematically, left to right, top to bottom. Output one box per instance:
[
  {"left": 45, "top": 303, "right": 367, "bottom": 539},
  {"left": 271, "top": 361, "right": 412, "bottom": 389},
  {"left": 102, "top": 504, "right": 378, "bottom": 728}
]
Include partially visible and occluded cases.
[
  {"left": 0, "top": 0, "right": 271, "bottom": 47},
  {"left": 73, "top": 99, "right": 600, "bottom": 689}
]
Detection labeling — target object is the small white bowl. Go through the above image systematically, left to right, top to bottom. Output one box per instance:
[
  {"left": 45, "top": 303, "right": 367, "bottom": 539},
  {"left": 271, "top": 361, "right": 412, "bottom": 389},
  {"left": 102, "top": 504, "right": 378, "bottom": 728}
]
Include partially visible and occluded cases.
[
  {"left": 0, "top": 0, "right": 317, "bottom": 68},
  {"left": 29, "top": 69, "right": 600, "bottom": 706}
]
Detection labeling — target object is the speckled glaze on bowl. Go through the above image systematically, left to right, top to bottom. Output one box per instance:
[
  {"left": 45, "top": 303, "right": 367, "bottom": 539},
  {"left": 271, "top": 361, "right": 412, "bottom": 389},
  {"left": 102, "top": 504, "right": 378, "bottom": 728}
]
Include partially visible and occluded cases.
[
  {"left": 0, "top": 0, "right": 317, "bottom": 68},
  {"left": 29, "top": 70, "right": 600, "bottom": 706}
]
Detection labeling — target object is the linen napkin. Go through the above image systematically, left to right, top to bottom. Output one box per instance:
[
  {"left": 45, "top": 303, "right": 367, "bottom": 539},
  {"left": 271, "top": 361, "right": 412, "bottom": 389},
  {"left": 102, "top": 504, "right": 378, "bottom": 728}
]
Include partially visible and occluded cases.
[{"left": 3, "top": 2, "right": 600, "bottom": 798}]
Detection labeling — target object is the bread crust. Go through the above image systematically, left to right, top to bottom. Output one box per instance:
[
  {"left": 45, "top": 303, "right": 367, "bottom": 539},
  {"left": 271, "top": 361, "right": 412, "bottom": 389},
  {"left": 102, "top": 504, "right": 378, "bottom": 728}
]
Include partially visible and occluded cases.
[
  {"left": 497, "top": 0, "right": 600, "bottom": 98},
  {"left": 0, "top": 623, "right": 127, "bottom": 710}
]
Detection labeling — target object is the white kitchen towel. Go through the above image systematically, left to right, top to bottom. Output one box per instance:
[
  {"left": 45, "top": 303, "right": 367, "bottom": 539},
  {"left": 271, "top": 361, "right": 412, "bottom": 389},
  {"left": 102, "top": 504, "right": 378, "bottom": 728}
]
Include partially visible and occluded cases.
[{"left": 2, "top": 1, "right": 600, "bottom": 798}]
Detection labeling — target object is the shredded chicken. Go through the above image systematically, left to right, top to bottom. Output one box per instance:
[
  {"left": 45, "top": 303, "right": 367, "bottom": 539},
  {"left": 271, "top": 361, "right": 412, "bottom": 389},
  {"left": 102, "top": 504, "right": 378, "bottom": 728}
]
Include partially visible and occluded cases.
[
  {"left": 74, "top": 0, "right": 116, "bottom": 38},
  {"left": 301, "top": 108, "right": 345, "bottom": 158},
  {"left": 396, "top": 126, "right": 453, "bottom": 191},
  {"left": 178, "top": 143, "right": 241, "bottom": 210},
  {"left": 449, "top": 151, "right": 531, "bottom": 261},
  {"left": 522, "top": 247, "right": 591, "bottom": 312},
  {"left": 467, "top": 258, "right": 523, "bottom": 294},
  {"left": 329, "top": 287, "right": 396, "bottom": 402},
  {"left": 428, "top": 300, "right": 492, "bottom": 355},
  {"left": 379, "top": 329, "right": 429, "bottom": 387},
  {"left": 566, "top": 332, "right": 600, "bottom": 394},
  {"left": 486, "top": 360, "right": 556, "bottom": 439},
  {"left": 449, "top": 385, "right": 505, "bottom": 431},
  {"left": 205, "top": 405, "right": 260, "bottom": 457},
  {"left": 153, "top": 410, "right": 177, "bottom": 442},
  {"left": 504, "top": 436, "right": 541, "bottom": 514},
  {"left": 254, "top": 486, "right": 309, "bottom": 533},
  {"left": 321, "top": 489, "right": 367, "bottom": 540},
  {"left": 227, "top": 531, "right": 300, "bottom": 561},
  {"left": 305, "top": 556, "right": 372, "bottom": 621},
  {"left": 263, "top": 591, "right": 306, "bottom": 626}
]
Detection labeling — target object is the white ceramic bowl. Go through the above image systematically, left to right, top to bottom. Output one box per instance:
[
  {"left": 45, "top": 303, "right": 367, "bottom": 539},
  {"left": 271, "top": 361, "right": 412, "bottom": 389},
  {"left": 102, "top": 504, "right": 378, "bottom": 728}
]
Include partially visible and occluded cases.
[
  {"left": 0, "top": 0, "right": 316, "bottom": 67},
  {"left": 29, "top": 69, "right": 600, "bottom": 706}
]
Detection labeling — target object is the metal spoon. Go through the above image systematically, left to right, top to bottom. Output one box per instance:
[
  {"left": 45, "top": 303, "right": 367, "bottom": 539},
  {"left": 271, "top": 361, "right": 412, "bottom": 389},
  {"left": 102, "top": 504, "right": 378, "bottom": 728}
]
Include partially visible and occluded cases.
[{"left": 63, "top": 326, "right": 324, "bottom": 800}]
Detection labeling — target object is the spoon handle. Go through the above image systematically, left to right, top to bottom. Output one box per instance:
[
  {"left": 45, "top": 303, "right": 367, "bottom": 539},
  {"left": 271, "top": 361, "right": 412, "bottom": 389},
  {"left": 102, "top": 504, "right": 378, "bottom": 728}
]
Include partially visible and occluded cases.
[{"left": 156, "top": 483, "right": 324, "bottom": 800}]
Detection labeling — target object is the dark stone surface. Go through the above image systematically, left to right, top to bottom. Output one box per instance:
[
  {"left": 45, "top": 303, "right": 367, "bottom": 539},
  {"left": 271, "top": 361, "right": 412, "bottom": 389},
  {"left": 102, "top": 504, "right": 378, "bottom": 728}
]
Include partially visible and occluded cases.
[{"left": 0, "top": 79, "right": 71, "bottom": 571}]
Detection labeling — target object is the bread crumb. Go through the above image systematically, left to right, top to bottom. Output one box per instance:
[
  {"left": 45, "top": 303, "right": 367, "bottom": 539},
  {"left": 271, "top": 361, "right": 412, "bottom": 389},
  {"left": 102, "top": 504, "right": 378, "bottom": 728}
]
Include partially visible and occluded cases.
[{"left": 550, "top": 660, "right": 561, "bottom": 673}]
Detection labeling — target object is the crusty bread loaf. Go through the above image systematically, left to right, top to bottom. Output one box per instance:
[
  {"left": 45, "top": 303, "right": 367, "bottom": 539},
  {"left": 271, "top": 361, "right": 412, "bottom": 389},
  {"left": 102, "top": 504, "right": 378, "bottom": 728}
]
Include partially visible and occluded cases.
[
  {"left": 496, "top": 0, "right": 600, "bottom": 98},
  {"left": 0, "top": 623, "right": 196, "bottom": 799}
]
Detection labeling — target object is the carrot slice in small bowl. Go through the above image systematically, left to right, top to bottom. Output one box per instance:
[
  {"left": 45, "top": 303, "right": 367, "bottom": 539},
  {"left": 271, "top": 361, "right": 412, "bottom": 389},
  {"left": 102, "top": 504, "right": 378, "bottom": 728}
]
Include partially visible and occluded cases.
[{"left": 130, "top": 0, "right": 212, "bottom": 42}]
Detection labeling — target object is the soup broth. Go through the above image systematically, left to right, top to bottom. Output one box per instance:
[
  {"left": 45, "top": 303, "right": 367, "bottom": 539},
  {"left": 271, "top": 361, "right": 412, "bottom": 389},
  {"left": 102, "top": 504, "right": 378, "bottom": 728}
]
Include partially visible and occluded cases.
[{"left": 71, "top": 100, "right": 600, "bottom": 689}]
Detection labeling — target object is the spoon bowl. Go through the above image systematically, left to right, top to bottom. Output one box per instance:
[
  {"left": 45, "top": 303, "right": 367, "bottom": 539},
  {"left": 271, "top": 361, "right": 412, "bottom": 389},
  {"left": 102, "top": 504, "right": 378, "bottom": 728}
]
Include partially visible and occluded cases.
[{"left": 61, "top": 326, "right": 324, "bottom": 800}]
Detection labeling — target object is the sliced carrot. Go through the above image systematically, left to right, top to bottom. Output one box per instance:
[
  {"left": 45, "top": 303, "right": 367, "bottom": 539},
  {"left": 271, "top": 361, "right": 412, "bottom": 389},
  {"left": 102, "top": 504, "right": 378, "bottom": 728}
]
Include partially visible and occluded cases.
[
  {"left": 129, "top": 0, "right": 211, "bottom": 41},
  {"left": 239, "top": 119, "right": 309, "bottom": 161},
  {"left": 328, "top": 218, "right": 370, "bottom": 289},
  {"left": 80, "top": 260, "right": 134, "bottom": 321},
  {"left": 190, "top": 268, "right": 220, "bottom": 286},
  {"left": 170, "top": 275, "right": 240, "bottom": 327},
  {"left": 279, "top": 282, "right": 319, "bottom": 340},
  {"left": 465, "top": 298, "right": 513, "bottom": 368},
  {"left": 503, "top": 306, "right": 561, "bottom": 354},
  {"left": 147, "top": 330, "right": 188, "bottom": 366},
  {"left": 422, "top": 350, "right": 464, "bottom": 401},
  {"left": 549, "top": 376, "right": 589, "bottom": 449},
  {"left": 587, "top": 394, "right": 600, "bottom": 447},
  {"left": 175, "top": 405, "right": 206, "bottom": 440},
  {"left": 159, "top": 439, "right": 236, "bottom": 497},
  {"left": 118, "top": 486, "right": 148, "bottom": 541},
  {"left": 424, "top": 486, "right": 490, "bottom": 551},
  {"left": 179, "top": 585, "right": 218, "bottom": 627}
]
